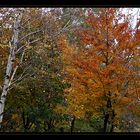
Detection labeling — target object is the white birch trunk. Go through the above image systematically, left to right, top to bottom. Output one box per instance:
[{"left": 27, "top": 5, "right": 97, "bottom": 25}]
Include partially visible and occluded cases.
[{"left": 0, "top": 10, "right": 24, "bottom": 127}]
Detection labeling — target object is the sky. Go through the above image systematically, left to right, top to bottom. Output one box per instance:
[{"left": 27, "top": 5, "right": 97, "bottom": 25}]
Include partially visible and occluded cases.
[{"left": 121, "top": 8, "right": 140, "bottom": 28}]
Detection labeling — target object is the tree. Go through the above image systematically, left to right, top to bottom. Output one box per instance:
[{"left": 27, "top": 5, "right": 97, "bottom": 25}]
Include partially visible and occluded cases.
[
  {"left": 1, "top": 7, "right": 140, "bottom": 132},
  {"left": 0, "top": 8, "right": 47, "bottom": 127},
  {"left": 0, "top": 8, "right": 71, "bottom": 131},
  {"left": 59, "top": 8, "right": 140, "bottom": 132},
  {"left": 0, "top": 9, "right": 25, "bottom": 127}
]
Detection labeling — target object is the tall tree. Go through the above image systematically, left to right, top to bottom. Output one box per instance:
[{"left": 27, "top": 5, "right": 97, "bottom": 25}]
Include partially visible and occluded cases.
[
  {"left": 0, "top": 8, "right": 46, "bottom": 127},
  {"left": 0, "top": 8, "right": 71, "bottom": 131},
  {"left": 59, "top": 8, "right": 140, "bottom": 132},
  {"left": 0, "top": 9, "right": 25, "bottom": 126}
]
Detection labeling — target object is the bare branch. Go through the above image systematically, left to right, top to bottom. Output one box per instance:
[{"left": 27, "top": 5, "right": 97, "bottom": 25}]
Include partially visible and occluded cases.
[
  {"left": 18, "top": 29, "right": 42, "bottom": 42},
  {"left": 16, "top": 37, "right": 43, "bottom": 54},
  {"left": 10, "top": 64, "right": 32, "bottom": 86},
  {"left": 9, "top": 72, "right": 35, "bottom": 91}
]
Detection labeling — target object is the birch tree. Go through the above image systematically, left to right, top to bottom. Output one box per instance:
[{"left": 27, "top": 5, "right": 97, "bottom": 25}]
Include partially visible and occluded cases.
[
  {"left": 0, "top": 8, "right": 45, "bottom": 127},
  {"left": 0, "top": 8, "right": 79, "bottom": 129},
  {"left": 0, "top": 9, "right": 24, "bottom": 126}
]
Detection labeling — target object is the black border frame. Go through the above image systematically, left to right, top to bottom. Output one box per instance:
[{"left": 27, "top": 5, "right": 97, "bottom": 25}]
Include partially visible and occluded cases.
[
  {"left": 0, "top": 0, "right": 140, "bottom": 137},
  {"left": 0, "top": 0, "right": 140, "bottom": 7}
]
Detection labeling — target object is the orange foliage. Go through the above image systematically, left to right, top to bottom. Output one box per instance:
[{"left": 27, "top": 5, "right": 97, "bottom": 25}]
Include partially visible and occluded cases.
[{"left": 58, "top": 8, "right": 140, "bottom": 129}]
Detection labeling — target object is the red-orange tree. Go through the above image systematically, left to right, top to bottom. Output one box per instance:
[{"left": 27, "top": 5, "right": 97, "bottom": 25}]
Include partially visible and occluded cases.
[{"left": 58, "top": 8, "right": 140, "bottom": 132}]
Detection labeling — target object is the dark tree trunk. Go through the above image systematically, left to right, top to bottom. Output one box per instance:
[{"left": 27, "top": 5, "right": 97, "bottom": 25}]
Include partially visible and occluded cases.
[
  {"left": 104, "top": 93, "right": 112, "bottom": 132},
  {"left": 110, "top": 110, "right": 116, "bottom": 132},
  {"left": 22, "top": 111, "right": 32, "bottom": 132},
  {"left": 103, "top": 113, "right": 109, "bottom": 132},
  {"left": 70, "top": 115, "right": 75, "bottom": 133},
  {"left": 47, "top": 119, "right": 55, "bottom": 132},
  {"left": 48, "top": 123, "right": 53, "bottom": 131},
  {"left": 110, "top": 124, "right": 114, "bottom": 132},
  {"left": 60, "top": 127, "right": 64, "bottom": 132}
]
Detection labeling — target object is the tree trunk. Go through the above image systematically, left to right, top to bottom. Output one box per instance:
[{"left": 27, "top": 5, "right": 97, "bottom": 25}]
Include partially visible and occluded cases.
[
  {"left": 0, "top": 10, "right": 24, "bottom": 128},
  {"left": 103, "top": 94, "right": 112, "bottom": 132},
  {"left": 110, "top": 110, "right": 116, "bottom": 132},
  {"left": 22, "top": 111, "right": 32, "bottom": 132},
  {"left": 103, "top": 113, "right": 109, "bottom": 132},
  {"left": 70, "top": 115, "right": 75, "bottom": 133},
  {"left": 47, "top": 119, "right": 55, "bottom": 132},
  {"left": 48, "top": 122, "right": 53, "bottom": 131},
  {"left": 110, "top": 124, "right": 114, "bottom": 132},
  {"left": 60, "top": 127, "right": 64, "bottom": 132}
]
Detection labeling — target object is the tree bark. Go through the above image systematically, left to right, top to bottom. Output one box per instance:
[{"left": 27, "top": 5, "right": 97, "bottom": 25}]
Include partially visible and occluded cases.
[
  {"left": 0, "top": 10, "right": 24, "bottom": 128},
  {"left": 103, "top": 93, "right": 112, "bottom": 132},
  {"left": 110, "top": 110, "right": 116, "bottom": 132},
  {"left": 22, "top": 111, "right": 32, "bottom": 132},
  {"left": 103, "top": 113, "right": 109, "bottom": 132},
  {"left": 70, "top": 115, "right": 75, "bottom": 133},
  {"left": 46, "top": 119, "right": 55, "bottom": 132},
  {"left": 110, "top": 124, "right": 114, "bottom": 132}
]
